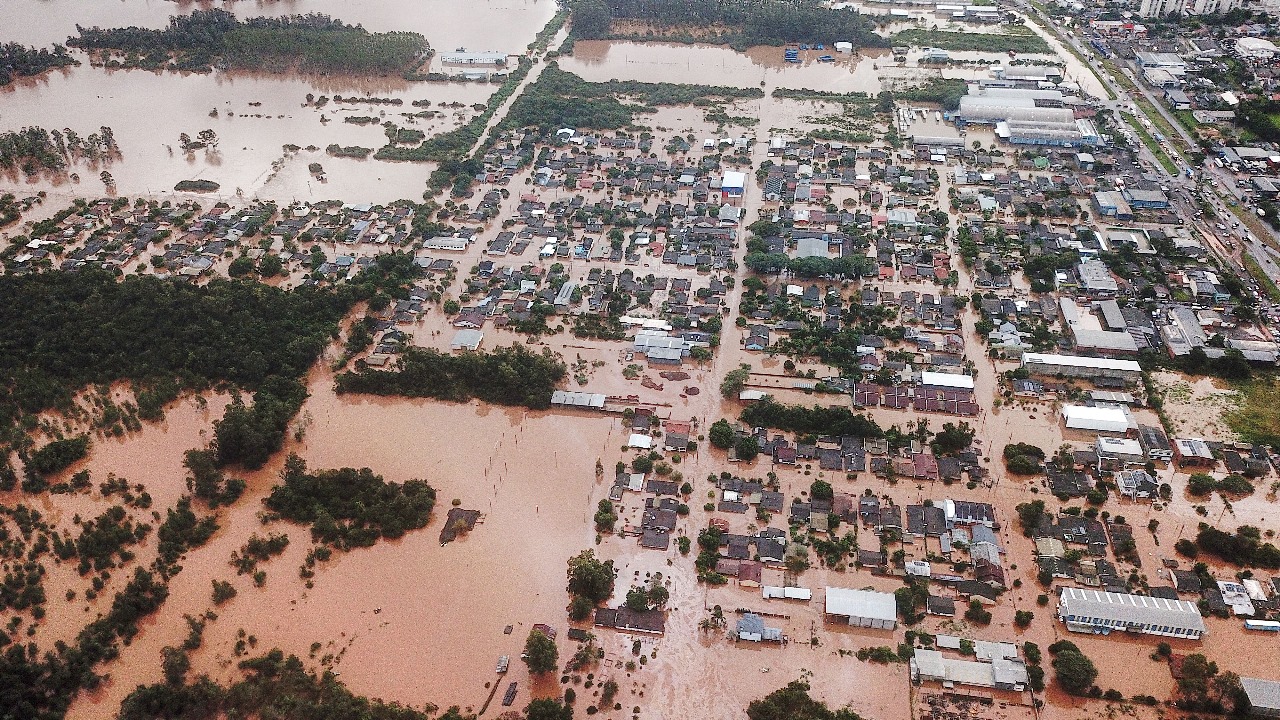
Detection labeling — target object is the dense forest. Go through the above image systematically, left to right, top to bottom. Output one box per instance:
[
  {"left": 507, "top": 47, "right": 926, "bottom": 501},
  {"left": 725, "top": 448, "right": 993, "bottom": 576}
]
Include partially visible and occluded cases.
[
  {"left": 570, "top": 0, "right": 887, "bottom": 49},
  {"left": 69, "top": 9, "right": 429, "bottom": 74},
  {"left": 0, "top": 43, "right": 78, "bottom": 87},
  {"left": 501, "top": 64, "right": 764, "bottom": 131},
  {"left": 0, "top": 126, "right": 118, "bottom": 176},
  {"left": 0, "top": 254, "right": 426, "bottom": 469},
  {"left": 335, "top": 344, "right": 566, "bottom": 410},
  {"left": 264, "top": 454, "right": 436, "bottom": 549},
  {"left": 119, "top": 649, "right": 464, "bottom": 720}
]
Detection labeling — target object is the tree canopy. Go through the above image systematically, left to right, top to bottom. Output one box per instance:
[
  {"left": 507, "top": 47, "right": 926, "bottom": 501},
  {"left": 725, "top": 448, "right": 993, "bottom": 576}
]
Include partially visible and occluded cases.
[
  {"left": 335, "top": 344, "right": 566, "bottom": 410},
  {"left": 264, "top": 454, "right": 436, "bottom": 550},
  {"left": 566, "top": 549, "right": 616, "bottom": 604},
  {"left": 523, "top": 629, "right": 559, "bottom": 674},
  {"left": 746, "top": 680, "right": 863, "bottom": 720}
]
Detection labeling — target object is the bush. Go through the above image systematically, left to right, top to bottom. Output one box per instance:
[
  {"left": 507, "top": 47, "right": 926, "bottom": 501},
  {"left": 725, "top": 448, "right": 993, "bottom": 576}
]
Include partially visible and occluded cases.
[
  {"left": 735, "top": 435, "right": 760, "bottom": 461},
  {"left": 27, "top": 436, "right": 90, "bottom": 475},
  {"left": 1187, "top": 473, "right": 1216, "bottom": 497},
  {"left": 211, "top": 579, "right": 237, "bottom": 605},
  {"left": 964, "top": 599, "right": 991, "bottom": 625},
  {"left": 1014, "top": 610, "right": 1034, "bottom": 628}
]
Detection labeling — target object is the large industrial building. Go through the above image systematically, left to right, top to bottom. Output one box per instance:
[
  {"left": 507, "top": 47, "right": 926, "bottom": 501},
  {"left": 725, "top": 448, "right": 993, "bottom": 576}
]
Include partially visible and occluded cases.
[
  {"left": 954, "top": 88, "right": 1098, "bottom": 148},
  {"left": 1021, "top": 353, "right": 1143, "bottom": 382},
  {"left": 1057, "top": 587, "right": 1207, "bottom": 639}
]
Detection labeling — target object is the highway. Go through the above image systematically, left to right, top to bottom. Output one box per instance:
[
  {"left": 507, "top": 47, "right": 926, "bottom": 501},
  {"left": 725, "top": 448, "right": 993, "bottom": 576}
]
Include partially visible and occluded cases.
[{"left": 1017, "top": 0, "right": 1280, "bottom": 290}]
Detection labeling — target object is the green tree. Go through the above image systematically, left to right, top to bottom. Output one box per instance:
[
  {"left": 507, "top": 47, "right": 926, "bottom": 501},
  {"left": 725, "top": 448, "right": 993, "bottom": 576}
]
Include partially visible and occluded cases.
[
  {"left": 570, "top": 0, "right": 613, "bottom": 39},
  {"left": 721, "top": 363, "right": 751, "bottom": 399},
  {"left": 709, "top": 418, "right": 736, "bottom": 449},
  {"left": 735, "top": 435, "right": 760, "bottom": 461},
  {"left": 809, "top": 479, "right": 833, "bottom": 501},
  {"left": 566, "top": 549, "right": 615, "bottom": 603},
  {"left": 625, "top": 587, "right": 650, "bottom": 612},
  {"left": 523, "top": 629, "right": 558, "bottom": 674},
  {"left": 1052, "top": 648, "right": 1098, "bottom": 695},
  {"left": 746, "top": 680, "right": 861, "bottom": 720},
  {"left": 526, "top": 698, "right": 573, "bottom": 720}
]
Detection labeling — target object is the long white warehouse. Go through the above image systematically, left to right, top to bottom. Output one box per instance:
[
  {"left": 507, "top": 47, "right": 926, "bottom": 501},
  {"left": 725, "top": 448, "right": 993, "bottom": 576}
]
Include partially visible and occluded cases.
[
  {"left": 1021, "top": 352, "right": 1142, "bottom": 381},
  {"left": 825, "top": 587, "right": 897, "bottom": 629},
  {"left": 1058, "top": 587, "right": 1206, "bottom": 639}
]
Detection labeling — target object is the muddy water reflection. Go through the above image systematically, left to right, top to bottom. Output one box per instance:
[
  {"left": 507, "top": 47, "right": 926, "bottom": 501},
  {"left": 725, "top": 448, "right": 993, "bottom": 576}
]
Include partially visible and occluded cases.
[{"left": 0, "top": 68, "right": 496, "bottom": 202}]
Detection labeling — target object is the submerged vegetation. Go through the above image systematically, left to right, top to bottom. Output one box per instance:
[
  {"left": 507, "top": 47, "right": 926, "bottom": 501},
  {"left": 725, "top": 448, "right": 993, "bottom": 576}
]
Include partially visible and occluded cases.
[
  {"left": 570, "top": 0, "right": 887, "bottom": 51},
  {"left": 69, "top": 9, "right": 429, "bottom": 75},
  {"left": 892, "top": 27, "right": 1051, "bottom": 54},
  {"left": 0, "top": 43, "right": 78, "bottom": 87},
  {"left": 502, "top": 64, "right": 765, "bottom": 132},
  {"left": 0, "top": 126, "right": 118, "bottom": 176},
  {"left": 335, "top": 344, "right": 567, "bottom": 410},
  {"left": 264, "top": 454, "right": 436, "bottom": 550},
  {"left": 119, "top": 649, "right": 449, "bottom": 720}
]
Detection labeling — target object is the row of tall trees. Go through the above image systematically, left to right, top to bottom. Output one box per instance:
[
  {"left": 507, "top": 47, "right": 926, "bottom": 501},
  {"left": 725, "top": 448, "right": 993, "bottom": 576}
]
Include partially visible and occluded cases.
[
  {"left": 571, "top": 0, "right": 887, "bottom": 48},
  {"left": 69, "top": 9, "right": 429, "bottom": 74},
  {"left": 335, "top": 344, "right": 567, "bottom": 410}
]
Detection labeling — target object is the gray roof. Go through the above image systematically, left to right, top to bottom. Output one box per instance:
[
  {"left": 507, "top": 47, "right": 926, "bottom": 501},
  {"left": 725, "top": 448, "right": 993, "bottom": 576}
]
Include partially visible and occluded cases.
[
  {"left": 1058, "top": 587, "right": 1206, "bottom": 633},
  {"left": 1243, "top": 677, "right": 1280, "bottom": 711}
]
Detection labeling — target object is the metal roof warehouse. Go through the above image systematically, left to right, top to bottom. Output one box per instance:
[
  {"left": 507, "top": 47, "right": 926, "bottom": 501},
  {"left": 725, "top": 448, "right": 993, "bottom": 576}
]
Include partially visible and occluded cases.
[{"left": 1058, "top": 587, "right": 1206, "bottom": 639}]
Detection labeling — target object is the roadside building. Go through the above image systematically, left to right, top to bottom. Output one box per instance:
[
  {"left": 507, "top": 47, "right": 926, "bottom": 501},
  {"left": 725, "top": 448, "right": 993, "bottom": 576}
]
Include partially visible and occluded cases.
[{"left": 1062, "top": 405, "right": 1135, "bottom": 434}]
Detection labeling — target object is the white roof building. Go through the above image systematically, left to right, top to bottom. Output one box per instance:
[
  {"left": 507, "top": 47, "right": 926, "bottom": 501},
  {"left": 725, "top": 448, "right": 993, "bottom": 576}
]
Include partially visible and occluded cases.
[
  {"left": 722, "top": 171, "right": 746, "bottom": 191},
  {"left": 450, "top": 329, "right": 484, "bottom": 351},
  {"left": 919, "top": 371, "right": 975, "bottom": 390},
  {"left": 1062, "top": 404, "right": 1135, "bottom": 434},
  {"left": 824, "top": 587, "right": 897, "bottom": 629},
  {"left": 1058, "top": 587, "right": 1206, "bottom": 639},
  {"left": 911, "top": 649, "right": 1029, "bottom": 690},
  {"left": 1241, "top": 677, "right": 1280, "bottom": 717}
]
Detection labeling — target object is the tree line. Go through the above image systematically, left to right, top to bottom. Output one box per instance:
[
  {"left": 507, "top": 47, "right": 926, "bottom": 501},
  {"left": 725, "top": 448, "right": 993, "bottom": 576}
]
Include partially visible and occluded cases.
[
  {"left": 572, "top": 0, "right": 888, "bottom": 50},
  {"left": 69, "top": 9, "right": 429, "bottom": 75},
  {"left": 0, "top": 43, "right": 78, "bottom": 87},
  {"left": 501, "top": 64, "right": 764, "bottom": 133},
  {"left": 335, "top": 344, "right": 567, "bottom": 410},
  {"left": 739, "top": 400, "right": 883, "bottom": 438},
  {"left": 119, "top": 648, "right": 460, "bottom": 720}
]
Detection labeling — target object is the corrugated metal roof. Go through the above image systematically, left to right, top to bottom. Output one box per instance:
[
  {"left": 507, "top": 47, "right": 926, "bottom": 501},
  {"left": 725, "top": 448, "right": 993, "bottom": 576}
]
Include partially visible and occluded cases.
[{"left": 1059, "top": 587, "right": 1206, "bottom": 633}]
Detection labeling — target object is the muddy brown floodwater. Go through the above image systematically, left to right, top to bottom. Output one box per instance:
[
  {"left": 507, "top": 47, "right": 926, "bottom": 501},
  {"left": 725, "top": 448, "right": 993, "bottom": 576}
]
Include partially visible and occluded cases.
[
  {"left": 0, "top": 0, "right": 558, "bottom": 203},
  {"left": 0, "top": 0, "right": 560, "bottom": 52}
]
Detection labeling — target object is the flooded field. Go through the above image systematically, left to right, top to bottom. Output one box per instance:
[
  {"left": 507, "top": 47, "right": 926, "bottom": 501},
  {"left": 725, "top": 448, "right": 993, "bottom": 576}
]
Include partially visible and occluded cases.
[
  {"left": 0, "top": 0, "right": 561, "bottom": 203},
  {"left": 561, "top": 40, "right": 1043, "bottom": 96},
  {"left": 0, "top": 67, "right": 497, "bottom": 203}
]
